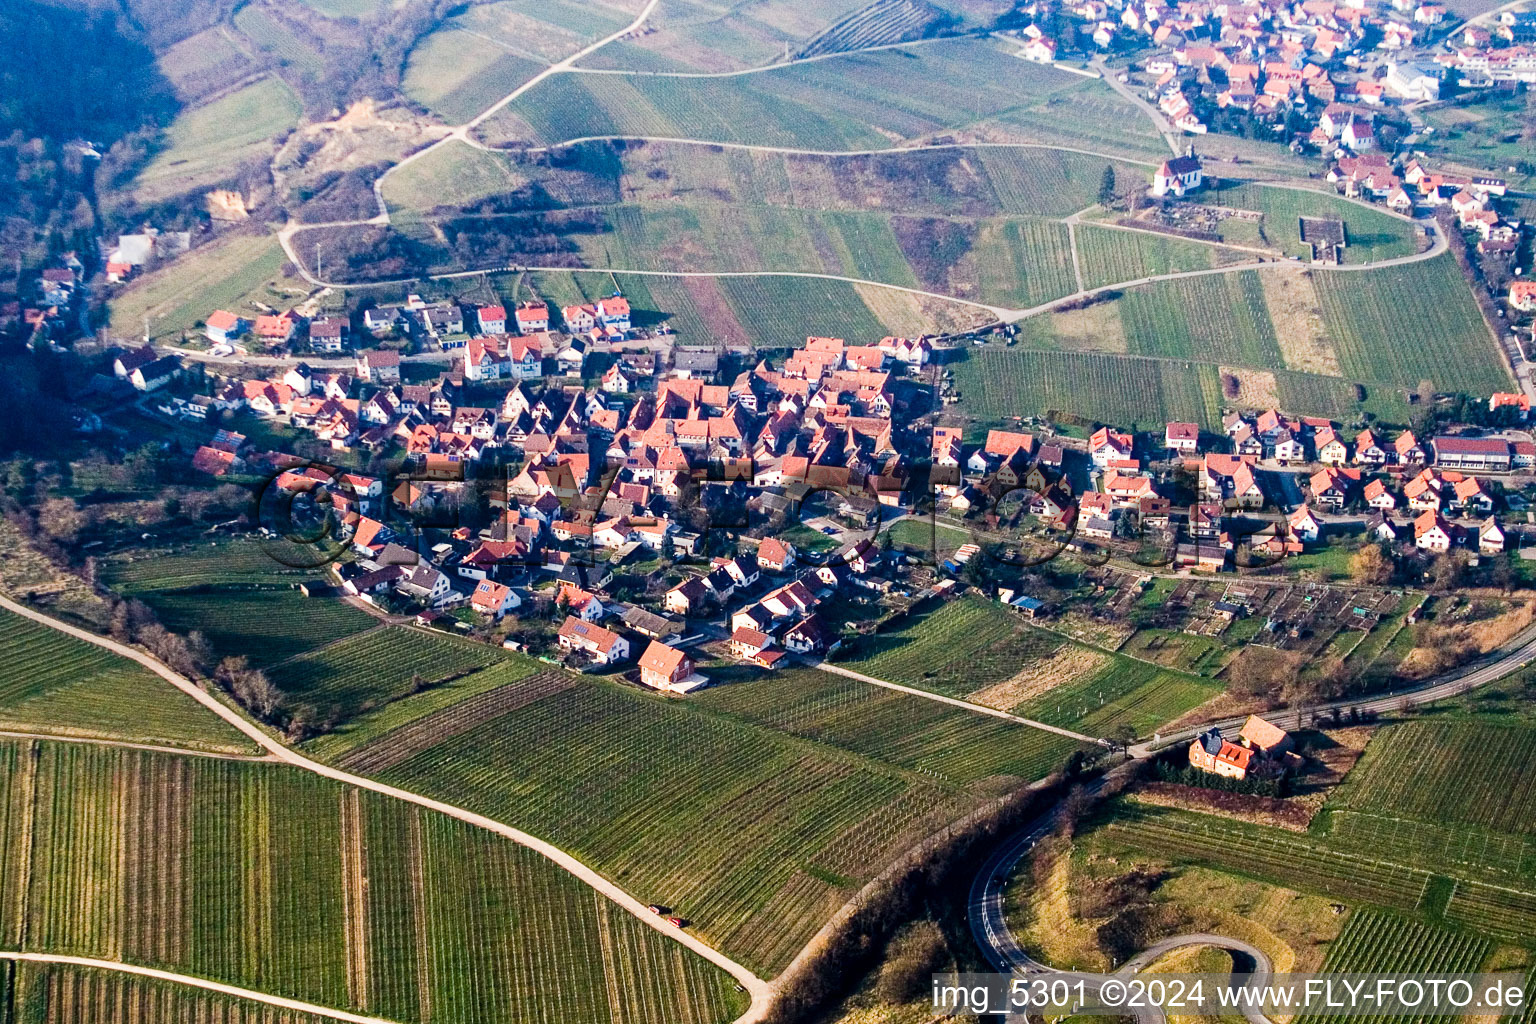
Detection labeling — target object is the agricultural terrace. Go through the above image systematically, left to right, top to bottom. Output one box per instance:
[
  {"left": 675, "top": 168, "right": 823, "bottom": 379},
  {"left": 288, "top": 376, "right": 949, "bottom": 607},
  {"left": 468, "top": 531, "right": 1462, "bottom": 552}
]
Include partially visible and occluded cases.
[
  {"left": 575, "top": 0, "right": 927, "bottom": 73},
  {"left": 402, "top": 32, "right": 545, "bottom": 124},
  {"left": 479, "top": 37, "right": 1168, "bottom": 159},
  {"left": 128, "top": 78, "right": 302, "bottom": 204},
  {"left": 385, "top": 139, "right": 1153, "bottom": 222},
  {"left": 1203, "top": 183, "right": 1421, "bottom": 263},
  {"left": 561, "top": 204, "right": 1095, "bottom": 309},
  {"left": 1074, "top": 225, "right": 1244, "bottom": 291},
  {"left": 954, "top": 254, "right": 1501, "bottom": 427},
  {"left": 1312, "top": 254, "right": 1510, "bottom": 394},
  {"left": 505, "top": 268, "right": 992, "bottom": 349},
  {"left": 1114, "top": 271, "right": 1284, "bottom": 367},
  {"left": 951, "top": 349, "right": 1225, "bottom": 431},
  {"left": 100, "top": 541, "right": 327, "bottom": 595},
  {"left": 134, "top": 588, "right": 375, "bottom": 669},
  {"left": 832, "top": 596, "right": 1066, "bottom": 698},
  {"left": 0, "top": 609, "right": 253, "bottom": 754},
  {"left": 266, "top": 627, "right": 500, "bottom": 727},
  {"left": 303, "top": 658, "right": 546, "bottom": 763},
  {"left": 1011, "top": 660, "right": 1219, "bottom": 738},
  {"left": 693, "top": 667, "right": 1085, "bottom": 789},
  {"left": 352, "top": 668, "right": 1084, "bottom": 974},
  {"left": 1322, "top": 720, "right": 1536, "bottom": 880},
  {"left": 0, "top": 740, "right": 745, "bottom": 1024},
  {"left": 1095, "top": 802, "right": 1536, "bottom": 943},
  {"left": 1096, "top": 803, "right": 1434, "bottom": 916},
  {"left": 1299, "top": 911, "right": 1491, "bottom": 1024},
  {"left": 2, "top": 961, "right": 338, "bottom": 1024}
]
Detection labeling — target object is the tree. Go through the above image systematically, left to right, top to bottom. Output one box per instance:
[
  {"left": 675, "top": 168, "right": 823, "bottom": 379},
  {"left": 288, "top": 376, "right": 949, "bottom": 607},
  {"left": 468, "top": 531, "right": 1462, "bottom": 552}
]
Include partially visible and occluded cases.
[
  {"left": 1098, "top": 164, "right": 1118, "bottom": 206},
  {"left": 35, "top": 497, "right": 84, "bottom": 543},
  {"left": 1348, "top": 543, "right": 1394, "bottom": 586}
]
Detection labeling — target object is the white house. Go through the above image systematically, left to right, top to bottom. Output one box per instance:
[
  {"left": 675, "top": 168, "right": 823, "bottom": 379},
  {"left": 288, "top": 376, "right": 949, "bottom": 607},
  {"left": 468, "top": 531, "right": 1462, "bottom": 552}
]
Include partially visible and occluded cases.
[
  {"left": 476, "top": 305, "right": 507, "bottom": 335},
  {"left": 205, "top": 310, "right": 249, "bottom": 344},
  {"left": 464, "top": 336, "right": 511, "bottom": 381},
  {"left": 1288, "top": 506, "right": 1322, "bottom": 543},
  {"left": 1414, "top": 510, "right": 1454, "bottom": 552},
  {"left": 397, "top": 564, "right": 454, "bottom": 607},
  {"left": 470, "top": 579, "right": 520, "bottom": 618},
  {"left": 557, "top": 616, "right": 630, "bottom": 664}
]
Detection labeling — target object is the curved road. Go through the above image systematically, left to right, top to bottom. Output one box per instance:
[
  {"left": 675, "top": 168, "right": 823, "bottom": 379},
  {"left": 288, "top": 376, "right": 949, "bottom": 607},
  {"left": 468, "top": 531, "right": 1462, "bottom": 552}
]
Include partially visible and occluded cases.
[
  {"left": 276, "top": 213, "right": 1445, "bottom": 328},
  {"left": 0, "top": 594, "right": 775, "bottom": 1023},
  {"left": 971, "top": 617, "right": 1536, "bottom": 1015}
]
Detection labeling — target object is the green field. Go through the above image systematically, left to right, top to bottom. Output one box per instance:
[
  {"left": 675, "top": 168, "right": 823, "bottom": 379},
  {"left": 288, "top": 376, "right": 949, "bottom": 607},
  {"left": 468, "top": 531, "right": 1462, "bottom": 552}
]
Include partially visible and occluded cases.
[
  {"left": 402, "top": 29, "right": 547, "bottom": 124},
  {"left": 486, "top": 37, "right": 1166, "bottom": 159},
  {"left": 130, "top": 78, "right": 302, "bottom": 202},
  {"left": 1420, "top": 94, "right": 1536, "bottom": 192},
  {"left": 380, "top": 140, "right": 538, "bottom": 213},
  {"left": 1205, "top": 183, "right": 1421, "bottom": 263},
  {"left": 1074, "top": 226, "right": 1228, "bottom": 291},
  {"left": 107, "top": 233, "right": 293, "bottom": 344},
  {"left": 1312, "top": 254, "right": 1510, "bottom": 393},
  {"left": 509, "top": 267, "right": 985, "bottom": 348},
  {"left": 1116, "top": 271, "right": 1285, "bottom": 367},
  {"left": 951, "top": 347, "right": 1224, "bottom": 430},
  {"left": 101, "top": 541, "right": 329, "bottom": 594},
  {"left": 136, "top": 588, "right": 375, "bottom": 669},
  {"left": 833, "top": 596, "right": 1065, "bottom": 697},
  {"left": 0, "top": 610, "right": 253, "bottom": 754},
  {"left": 267, "top": 627, "right": 499, "bottom": 722},
  {"left": 1013, "top": 659, "right": 1219, "bottom": 738},
  {"left": 345, "top": 664, "right": 1079, "bottom": 974},
  {"left": 694, "top": 667, "right": 1084, "bottom": 787},
  {"left": 1323, "top": 720, "right": 1536, "bottom": 881},
  {"left": 0, "top": 740, "right": 744, "bottom": 1023},
  {"left": 1097, "top": 803, "right": 1434, "bottom": 914},
  {"left": 1298, "top": 911, "right": 1491, "bottom": 1024}
]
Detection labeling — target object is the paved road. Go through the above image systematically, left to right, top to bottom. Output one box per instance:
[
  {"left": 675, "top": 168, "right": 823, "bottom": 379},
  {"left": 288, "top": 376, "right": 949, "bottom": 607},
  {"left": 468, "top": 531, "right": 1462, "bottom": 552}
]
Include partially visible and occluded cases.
[
  {"left": 364, "top": 0, "right": 661, "bottom": 222},
  {"left": 1090, "top": 58, "right": 1182, "bottom": 156},
  {"left": 0, "top": 594, "right": 774, "bottom": 1022},
  {"left": 970, "top": 615, "right": 1536, "bottom": 1009},
  {"left": 1133, "top": 618, "right": 1536, "bottom": 756},
  {"left": 967, "top": 773, "right": 1270, "bottom": 1024},
  {"left": 0, "top": 952, "right": 401, "bottom": 1023}
]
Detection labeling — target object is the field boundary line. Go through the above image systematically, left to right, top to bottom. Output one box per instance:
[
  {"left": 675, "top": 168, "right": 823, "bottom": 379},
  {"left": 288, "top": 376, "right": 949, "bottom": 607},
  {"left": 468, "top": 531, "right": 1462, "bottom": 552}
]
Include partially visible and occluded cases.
[
  {"left": 368, "top": 0, "right": 661, "bottom": 219},
  {"left": 563, "top": 31, "right": 982, "bottom": 79},
  {"left": 507, "top": 135, "right": 1162, "bottom": 167},
  {"left": 0, "top": 593, "right": 775, "bottom": 1020},
  {"left": 814, "top": 662, "right": 1107, "bottom": 746},
  {"left": 0, "top": 729, "right": 269, "bottom": 761},
  {"left": 0, "top": 952, "right": 402, "bottom": 1024}
]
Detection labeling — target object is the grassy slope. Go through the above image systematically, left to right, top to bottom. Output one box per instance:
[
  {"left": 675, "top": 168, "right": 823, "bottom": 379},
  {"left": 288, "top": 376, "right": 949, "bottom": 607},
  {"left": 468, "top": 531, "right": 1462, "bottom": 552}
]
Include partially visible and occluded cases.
[
  {"left": 490, "top": 37, "right": 1163, "bottom": 158},
  {"left": 131, "top": 78, "right": 302, "bottom": 201},
  {"left": 107, "top": 232, "right": 290, "bottom": 343},
  {"left": 1312, "top": 253, "right": 1510, "bottom": 393},
  {"left": 0, "top": 609, "right": 254, "bottom": 754},
  {"left": 352, "top": 665, "right": 1080, "bottom": 975}
]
